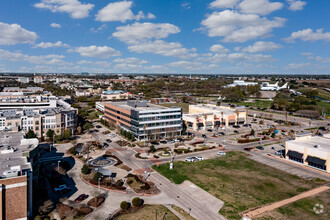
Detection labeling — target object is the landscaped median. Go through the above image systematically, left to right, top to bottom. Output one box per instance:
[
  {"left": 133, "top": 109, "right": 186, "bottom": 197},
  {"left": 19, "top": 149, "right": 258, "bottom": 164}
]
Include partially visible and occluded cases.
[{"left": 152, "top": 151, "right": 326, "bottom": 219}]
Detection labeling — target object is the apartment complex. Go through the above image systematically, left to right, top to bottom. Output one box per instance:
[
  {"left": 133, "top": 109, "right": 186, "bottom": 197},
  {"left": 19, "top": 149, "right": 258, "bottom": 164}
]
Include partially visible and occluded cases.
[
  {"left": 0, "top": 97, "right": 77, "bottom": 138},
  {"left": 104, "top": 100, "right": 182, "bottom": 140},
  {"left": 183, "top": 104, "right": 246, "bottom": 130},
  {"left": 0, "top": 131, "right": 39, "bottom": 219},
  {"left": 285, "top": 134, "right": 329, "bottom": 173}
]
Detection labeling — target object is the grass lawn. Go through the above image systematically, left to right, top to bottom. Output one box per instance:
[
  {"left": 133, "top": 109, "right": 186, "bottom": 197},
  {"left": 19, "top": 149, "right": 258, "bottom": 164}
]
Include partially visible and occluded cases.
[
  {"left": 298, "top": 88, "right": 330, "bottom": 100},
  {"left": 316, "top": 101, "right": 330, "bottom": 117},
  {"left": 158, "top": 103, "right": 190, "bottom": 113},
  {"left": 152, "top": 151, "right": 326, "bottom": 219},
  {"left": 256, "top": 189, "right": 329, "bottom": 220},
  {"left": 116, "top": 205, "right": 179, "bottom": 220},
  {"left": 171, "top": 205, "right": 195, "bottom": 220}
]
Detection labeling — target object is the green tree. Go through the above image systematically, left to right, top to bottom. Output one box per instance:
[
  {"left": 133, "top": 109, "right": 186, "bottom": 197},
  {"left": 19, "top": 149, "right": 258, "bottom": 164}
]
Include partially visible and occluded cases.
[
  {"left": 26, "top": 129, "right": 36, "bottom": 139},
  {"left": 46, "top": 129, "right": 55, "bottom": 140},
  {"left": 63, "top": 129, "right": 72, "bottom": 139},
  {"left": 250, "top": 129, "right": 255, "bottom": 136},
  {"left": 81, "top": 164, "right": 90, "bottom": 175},
  {"left": 94, "top": 172, "right": 102, "bottom": 181},
  {"left": 132, "top": 197, "right": 142, "bottom": 207},
  {"left": 120, "top": 201, "right": 130, "bottom": 210}
]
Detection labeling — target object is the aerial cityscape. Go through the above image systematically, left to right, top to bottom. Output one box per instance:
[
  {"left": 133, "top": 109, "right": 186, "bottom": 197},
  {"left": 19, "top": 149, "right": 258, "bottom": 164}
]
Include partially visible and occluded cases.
[{"left": 0, "top": 0, "right": 329, "bottom": 220}]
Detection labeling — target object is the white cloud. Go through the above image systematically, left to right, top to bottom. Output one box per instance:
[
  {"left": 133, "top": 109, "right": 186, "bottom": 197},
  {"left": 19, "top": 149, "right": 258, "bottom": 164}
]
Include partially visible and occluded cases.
[
  {"left": 34, "top": 0, "right": 94, "bottom": 19},
  {"left": 209, "top": 0, "right": 239, "bottom": 9},
  {"left": 238, "top": 0, "right": 283, "bottom": 15},
  {"left": 287, "top": 0, "right": 307, "bottom": 11},
  {"left": 95, "top": 1, "right": 155, "bottom": 22},
  {"left": 182, "top": 2, "right": 191, "bottom": 9},
  {"left": 201, "top": 10, "right": 285, "bottom": 42},
  {"left": 0, "top": 22, "right": 38, "bottom": 45},
  {"left": 112, "top": 22, "right": 180, "bottom": 43},
  {"left": 50, "top": 23, "right": 61, "bottom": 28},
  {"left": 90, "top": 24, "right": 107, "bottom": 33},
  {"left": 284, "top": 28, "right": 330, "bottom": 42},
  {"left": 128, "top": 40, "right": 197, "bottom": 59},
  {"left": 34, "top": 41, "right": 70, "bottom": 48},
  {"left": 241, "top": 41, "right": 282, "bottom": 53},
  {"left": 209, "top": 44, "right": 230, "bottom": 53},
  {"left": 69, "top": 45, "right": 121, "bottom": 58},
  {"left": 0, "top": 49, "right": 70, "bottom": 65},
  {"left": 197, "top": 52, "right": 274, "bottom": 63},
  {"left": 300, "top": 52, "right": 313, "bottom": 56},
  {"left": 307, "top": 56, "right": 330, "bottom": 63},
  {"left": 113, "top": 57, "right": 148, "bottom": 65},
  {"left": 77, "top": 60, "right": 93, "bottom": 64},
  {"left": 168, "top": 61, "right": 219, "bottom": 71},
  {"left": 286, "top": 62, "right": 311, "bottom": 69}
]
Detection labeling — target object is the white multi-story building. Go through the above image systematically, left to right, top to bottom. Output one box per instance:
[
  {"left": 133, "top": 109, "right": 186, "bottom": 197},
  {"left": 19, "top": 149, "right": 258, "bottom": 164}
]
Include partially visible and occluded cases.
[
  {"left": 17, "top": 77, "right": 29, "bottom": 83},
  {"left": 33, "top": 77, "right": 43, "bottom": 83}
]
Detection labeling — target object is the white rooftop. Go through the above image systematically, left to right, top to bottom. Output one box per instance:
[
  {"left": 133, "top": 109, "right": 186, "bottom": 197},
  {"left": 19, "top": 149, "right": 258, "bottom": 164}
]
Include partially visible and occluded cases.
[{"left": 288, "top": 135, "right": 330, "bottom": 153}]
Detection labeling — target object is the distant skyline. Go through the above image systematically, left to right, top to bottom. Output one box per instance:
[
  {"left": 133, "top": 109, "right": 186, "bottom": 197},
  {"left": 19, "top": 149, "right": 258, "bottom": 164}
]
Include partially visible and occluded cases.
[{"left": 0, "top": 0, "right": 329, "bottom": 74}]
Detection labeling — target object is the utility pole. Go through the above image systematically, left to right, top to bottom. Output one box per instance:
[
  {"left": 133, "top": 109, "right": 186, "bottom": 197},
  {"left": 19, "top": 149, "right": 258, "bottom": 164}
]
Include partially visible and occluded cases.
[{"left": 155, "top": 209, "right": 158, "bottom": 220}]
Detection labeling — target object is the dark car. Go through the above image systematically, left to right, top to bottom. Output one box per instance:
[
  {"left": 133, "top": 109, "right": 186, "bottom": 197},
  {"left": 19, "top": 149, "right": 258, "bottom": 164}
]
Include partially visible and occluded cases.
[
  {"left": 243, "top": 124, "right": 249, "bottom": 127},
  {"left": 96, "top": 125, "right": 102, "bottom": 128},
  {"left": 233, "top": 125, "right": 240, "bottom": 128},
  {"left": 319, "top": 127, "right": 326, "bottom": 131},
  {"left": 94, "top": 129, "right": 99, "bottom": 132},
  {"left": 207, "top": 129, "right": 213, "bottom": 132},
  {"left": 233, "top": 130, "right": 239, "bottom": 134},
  {"left": 218, "top": 132, "right": 225, "bottom": 136},
  {"left": 202, "top": 134, "right": 207, "bottom": 138},
  {"left": 177, "top": 138, "right": 184, "bottom": 142},
  {"left": 106, "top": 139, "right": 112, "bottom": 143},
  {"left": 160, "top": 140, "right": 167, "bottom": 144},
  {"left": 150, "top": 141, "right": 160, "bottom": 145},
  {"left": 103, "top": 142, "right": 109, "bottom": 147},
  {"left": 256, "top": 146, "right": 264, "bottom": 150},
  {"left": 244, "top": 147, "right": 252, "bottom": 151},
  {"left": 74, "top": 194, "right": 89, "bottom": 203}
]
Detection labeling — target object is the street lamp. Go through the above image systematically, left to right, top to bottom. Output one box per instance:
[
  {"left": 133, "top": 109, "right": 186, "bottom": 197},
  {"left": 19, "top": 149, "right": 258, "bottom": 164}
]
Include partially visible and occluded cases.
[
  {"left": 57, "top": 160, "right": 61, "bottom": 171},
  {"left": 98, "top": 177, "right": 101, "bottom": 192}
]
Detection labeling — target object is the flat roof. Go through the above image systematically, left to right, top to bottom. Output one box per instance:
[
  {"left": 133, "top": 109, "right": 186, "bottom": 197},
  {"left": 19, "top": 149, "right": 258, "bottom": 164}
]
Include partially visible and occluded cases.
[
  {"left": 106, "top": 101, "right": 179, "bottom": 111},
  {"left": 288, "top": 136, "right": 330, "bottom": 153}
]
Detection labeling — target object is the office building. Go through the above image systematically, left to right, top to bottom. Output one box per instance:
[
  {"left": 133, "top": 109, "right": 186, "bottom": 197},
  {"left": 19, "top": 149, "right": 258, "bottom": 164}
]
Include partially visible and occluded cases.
[
  {"left": 17, "top": 77, "right": 29, "bottom": 83},
  {"left": 104, "top": 100, "right": 182, "bottom": 140},
  {"left": 183, "top": 104, "right": 246, "bottom": 130},
  {"left": 0, "top": 131, "right": 39, "bottom": 219},
  {"left": 285, "top": 134, "right": 329, "bottom": 173}
]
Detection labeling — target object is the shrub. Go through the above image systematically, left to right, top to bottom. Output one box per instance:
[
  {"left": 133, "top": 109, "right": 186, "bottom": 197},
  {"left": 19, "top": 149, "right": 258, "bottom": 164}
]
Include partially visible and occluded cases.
[
  {"left": 149, "top": 145, "right": 156, "bottom": 152},
  {"left": 69, "top": 146, "right": 77, "bottom": 155},
  {"left": 81, "top": 164, "right": 90, "bottom": 175},
  {"left": 116, "top": 179, "right": 123, "bottom": 186},
  {"left": 132, "top": 197, "right": 142, "bottom": 207},
  {"left": 120, "top": 201, "right": 130, "bottom": 210}
]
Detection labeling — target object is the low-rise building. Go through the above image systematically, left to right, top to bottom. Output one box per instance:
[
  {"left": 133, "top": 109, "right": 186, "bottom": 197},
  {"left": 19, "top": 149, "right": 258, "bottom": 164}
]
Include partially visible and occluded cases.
[
  {"left": 17, "top": 77, "right": 29, "bottom": 83},
  {"left": 33, "top": 77, "right": 43, "bottom": 84},
  {"left": 224, "top": 80, "right": 258, "bottom": 87},
  {"left": 75, "top": 90, "right": 91, "bottom": 97},
  {"left": 101, "top": 90, "right": 131, "bottom": 100},
  {"left": 104, "top": 100, "right": 182, "bottom": 140},
  {"left": 183, "top": 104, "right": 246, "bottom": 130},
  {"left": 0, "top": 131, "right": 39, "bottom": 219},
  {"left": 285, "top": 134, "right": 329, "bottom": 173}
]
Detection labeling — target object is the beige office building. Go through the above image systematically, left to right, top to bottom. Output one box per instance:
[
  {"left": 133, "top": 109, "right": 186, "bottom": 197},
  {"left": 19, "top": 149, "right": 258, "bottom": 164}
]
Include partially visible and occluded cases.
[
  {"left": 183, "top": 104, "right": 246, "bottom": 130},
  {"left": 285, "top": 134, "right": 330, "bottom": 173}
]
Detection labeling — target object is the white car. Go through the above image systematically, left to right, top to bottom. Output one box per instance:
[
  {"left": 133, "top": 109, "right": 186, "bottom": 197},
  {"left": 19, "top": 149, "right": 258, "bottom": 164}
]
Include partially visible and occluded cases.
[
  {"left": 217, "top": 151, "right": 226, "bottom": 156},
  {"left": 195, "top": 156, "right": 204, "bottom": 161},
  {"left": 185, "top": 157, "right": 197, "bottom": 162}
]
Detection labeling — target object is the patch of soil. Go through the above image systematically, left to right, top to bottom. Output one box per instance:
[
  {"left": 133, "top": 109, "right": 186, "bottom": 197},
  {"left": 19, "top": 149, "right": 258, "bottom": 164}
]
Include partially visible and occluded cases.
[
  {"left": 126, "top": 174, "right": 160, "bottom": 195},
  {"left": 87, "top": 196, "right": 105, "bottom": 208}
]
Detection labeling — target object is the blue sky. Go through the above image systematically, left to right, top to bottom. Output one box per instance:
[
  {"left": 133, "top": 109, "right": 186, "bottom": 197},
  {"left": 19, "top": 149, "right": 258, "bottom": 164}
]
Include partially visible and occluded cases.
[{"left": 0, "top": 0, "right": 329, "bottom": 74}]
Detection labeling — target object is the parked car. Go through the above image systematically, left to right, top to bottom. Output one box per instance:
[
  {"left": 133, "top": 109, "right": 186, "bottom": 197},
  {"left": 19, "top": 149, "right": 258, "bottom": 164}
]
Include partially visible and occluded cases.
[
  {"left": 96, "top": 125, "right": 102, "bottom": 128},
  {"left": 233, "top": 125, "right": 240, "bottom": 128},
  {"left": 319, "top": 127, "right": 326, "bottom": 131},
  {"left": 207, "top": 129, "right": 213, "bottom": 132},
  {"left": 233, "top": 130, "right": 239, "bottom": 134},
  {"left": 218, "top": 132, "right": 225, "bottom": 136},
  {"left": 108, "top": 133, "right": 116, "bottom": 137},
  {"left": 202, "top": 134, "right": 207, "bottom": 138},
  {"left": 177, "top": 138, "right": 184, "bottom": 142},
  {"left": 106, "top": 139, "right": 112, "bottom": 143},
  {"left": 160, "top": 140, "right": 167, "bottom": 144},
  {"left": 168, "top": 140, "right": 175, "bottom": 144},
  {"left": 150, "top": 141, "right": 160, "bottom": 145},
  {"left": 103, "top": 142, "right": 109, "bottom": 147},
  {"left": 256, "top": 146, "right": 264, "bottom": 150},
  {"left": 244, "top": 147, "right": 252, "bottom": 151},
  {"left": 276, "top": 150, "right": 284, "bottom": 155},
  {"left": 217, "top": 151, "right": 226, "bottom": 156},
  {"left": 195, "top": 156, "right": 204, "bottom": 161},
  {"left": 185, "top": 157, "right": 197, "bottom": 162},
  {"left": 54, "top": 184, "right": 70, "bottom": 192},
  {"left": 74, "top": 194, "right": 89, "bottom": 203}
]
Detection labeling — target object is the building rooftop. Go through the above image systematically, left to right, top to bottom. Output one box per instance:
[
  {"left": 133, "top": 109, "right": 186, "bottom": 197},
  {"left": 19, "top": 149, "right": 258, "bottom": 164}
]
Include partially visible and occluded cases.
[
  {"left": 107, "top": 100, "right": 180, "bottom": 111},
  {"left": 0, "top": 131, "right": 38, "bottom": 177},
  {"left": 288, "top": 135, "right": 330, "bottom": 153}
]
